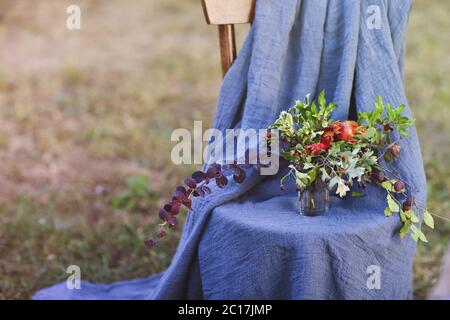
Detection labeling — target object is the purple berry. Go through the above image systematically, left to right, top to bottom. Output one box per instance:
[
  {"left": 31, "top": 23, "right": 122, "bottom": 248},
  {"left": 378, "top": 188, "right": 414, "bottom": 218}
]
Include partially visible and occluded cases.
[
  {"left": 388, "top": 144, "right": 401, "bottom": 158},
  {"left": 206, "top": 166, "right": 219, "bottom": 179},
  {"left": 191, "top": 171, "right": 206, "bottom": 183},
  {"left": 372, "top": 172, "right": 385, "bottom": 182},
  {"left": 184, "top": 178, "right": 197, "bottom": 189},
  {"left": 394, "top": 180, "right": 405, "bottom": 192},
  {"left": 175, "top": 185, "right": 187, "bottom": 194},
  {"left": 172, "top": 190, "right": 185, "bottom": 201},
  {"left": 402, "top": 197, "right": 415, "bottom": 211},
  {"left": 182, "top": 198, "right": 192, "bottom": 210},
  {"left": 158, "top": 209, "right": 167, "bottom": 220},
  {"left": 165, "top": 214, "right": 179, "bottom": 227},
  {"left": 156, "top": 229, "right": 166, "bottom": 238},
  {"left": 145, "top": 239, "right": 158, "bottom": 248}
]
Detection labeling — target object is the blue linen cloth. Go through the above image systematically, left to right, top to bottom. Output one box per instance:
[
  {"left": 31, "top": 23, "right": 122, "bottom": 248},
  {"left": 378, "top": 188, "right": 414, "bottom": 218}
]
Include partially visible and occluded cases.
[{"left": 34, "top": 0, "right": 426, "bottom": 299}]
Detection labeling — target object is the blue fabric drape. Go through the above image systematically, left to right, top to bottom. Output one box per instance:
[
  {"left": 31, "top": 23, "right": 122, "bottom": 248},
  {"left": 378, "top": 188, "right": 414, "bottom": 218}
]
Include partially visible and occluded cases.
[{"left": 34, "top": 0, "right": 426, "bottom": 300}]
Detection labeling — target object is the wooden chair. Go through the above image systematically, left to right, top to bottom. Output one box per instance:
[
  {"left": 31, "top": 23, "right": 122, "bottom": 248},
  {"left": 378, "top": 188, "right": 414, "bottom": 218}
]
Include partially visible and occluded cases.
[{"left": 201, "top": 0, "right": 256, "bottom": 77}]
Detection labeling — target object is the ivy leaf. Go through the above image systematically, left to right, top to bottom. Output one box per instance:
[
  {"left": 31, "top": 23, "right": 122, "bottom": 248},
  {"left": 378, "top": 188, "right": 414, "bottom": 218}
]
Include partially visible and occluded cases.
[
  {"left": 347, "top": 166, "right": 365, "bottom": 180},
  {"left": 336, "top": 179, "right": 350, "bottom": 198},
  {"left": 387, "top": 194, "right": 400, "bottom": 213},
  {"left": 423, "top": 210, "right": 434, "bottom": 229}
]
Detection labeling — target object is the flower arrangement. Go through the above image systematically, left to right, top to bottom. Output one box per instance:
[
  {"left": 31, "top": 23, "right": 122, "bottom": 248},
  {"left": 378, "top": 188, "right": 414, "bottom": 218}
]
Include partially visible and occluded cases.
[
  {"left": 147, "top": 92, "right": 436, "bottom": 247},
  {"left": 267, "top": 92, "right": 434, "bottom": 240}
]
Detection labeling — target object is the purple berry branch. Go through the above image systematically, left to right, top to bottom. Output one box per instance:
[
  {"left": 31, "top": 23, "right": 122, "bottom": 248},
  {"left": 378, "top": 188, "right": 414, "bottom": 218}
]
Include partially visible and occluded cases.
[{"left": 145, "top": 162, "right": 248, "bottom": 248}]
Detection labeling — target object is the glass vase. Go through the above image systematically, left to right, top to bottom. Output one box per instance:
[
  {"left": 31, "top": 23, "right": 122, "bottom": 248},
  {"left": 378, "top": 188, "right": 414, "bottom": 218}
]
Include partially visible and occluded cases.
[{"left": 298, "top": 181, "right": 330, "bottom": 216}]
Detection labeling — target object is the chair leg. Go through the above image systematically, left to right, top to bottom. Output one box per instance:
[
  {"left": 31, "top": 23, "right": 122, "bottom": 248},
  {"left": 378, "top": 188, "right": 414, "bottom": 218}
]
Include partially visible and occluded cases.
[{"left": 218, "top": 24, "right": 237, "bottom": 77}]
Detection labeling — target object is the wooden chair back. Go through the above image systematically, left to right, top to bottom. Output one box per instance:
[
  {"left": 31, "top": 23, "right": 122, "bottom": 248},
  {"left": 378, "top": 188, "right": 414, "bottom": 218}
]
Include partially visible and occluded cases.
[{"left": 201, "top": 0, "right": 256, "bottom": 77}]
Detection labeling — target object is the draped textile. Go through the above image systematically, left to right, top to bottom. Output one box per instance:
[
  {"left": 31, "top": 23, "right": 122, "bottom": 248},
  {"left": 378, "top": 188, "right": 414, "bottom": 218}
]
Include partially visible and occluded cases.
[{"left": 34, "top": 0, "right": 426, "bottom": 300}]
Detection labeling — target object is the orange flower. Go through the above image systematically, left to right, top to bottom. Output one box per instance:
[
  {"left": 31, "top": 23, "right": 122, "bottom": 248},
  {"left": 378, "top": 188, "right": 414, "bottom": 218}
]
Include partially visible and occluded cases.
[
  {"left": 305, "top": 120, "right": 364, "bottom": 154},
  {"left": 335, "top": 121, "right": 363, "bottom": 143},
  {"left": 306, "top": 142, "right": 330, "bottom": 154}
]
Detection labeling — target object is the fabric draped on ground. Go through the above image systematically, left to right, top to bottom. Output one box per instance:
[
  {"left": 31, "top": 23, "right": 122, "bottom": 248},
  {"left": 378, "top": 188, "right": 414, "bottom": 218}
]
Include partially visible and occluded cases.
[{"left": 34, "top": 0, "right": 426, "bottom": 300}]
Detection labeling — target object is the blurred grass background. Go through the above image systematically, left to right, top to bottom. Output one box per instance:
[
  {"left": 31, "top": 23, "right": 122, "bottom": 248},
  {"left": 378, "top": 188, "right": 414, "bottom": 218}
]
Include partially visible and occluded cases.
[{"left": 0, "top": 0, "right": 448, "bottom": 299}]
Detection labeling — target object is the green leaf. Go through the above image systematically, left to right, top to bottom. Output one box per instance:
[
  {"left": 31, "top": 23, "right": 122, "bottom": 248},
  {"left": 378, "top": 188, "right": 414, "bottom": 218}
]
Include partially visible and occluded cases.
[
  {"left": 318, "top": 90, "right": 326, "bottom": 108},
  {"left": 377, "top": 95, "right": 383, "bottom": 108},
  {"left": 311, "top": 102, "right": 318, "bottom": 115},
  {"left": 386, "top": 104, "right": 395, "bottom": 120},
  {"left": 396, "top": 104, "right": 405, "bottom": 115},
  {"left": 358, "top": 111, "right": 368, "bottom": 121},
  {"left": 364, "top": 127, "right": 377, "bottom": 139},
  {"left": 398, "top": 127, "right": 409, "bottom": 137},
  {"left": 384, "top": 152, "right": 394, "bottom": 163},
  {"left": 307, "top": 167, "right": 318, "bottom": 183},
  {"left": 294, "top": 170, "right": 309, "bottom": 188},
  {"left": 381, "top": 180, "right": 393, "bottom": 192},
  {"left": 351, "top": 192, "right": 366, "bottom": 198},
  {"left": 387, "top": 194, "right": 400, "bottom": 212},
  {"left": 384, "top": 207, "right": 392, "bottom": 217},
  {"left": 399, "top": 209, "right": 406, "bottom": 222},
  {"left": 409, "top": 210, "right": 420, "bottom": 223},
  {"left": 423, "top": 210, "right": 434, "bottom": 229},
  {"left": 399, "top": 220, "right": 411, "bottom": 238},
  {"left": 411, "top": 224, "right": 428, "bottom": 243}
]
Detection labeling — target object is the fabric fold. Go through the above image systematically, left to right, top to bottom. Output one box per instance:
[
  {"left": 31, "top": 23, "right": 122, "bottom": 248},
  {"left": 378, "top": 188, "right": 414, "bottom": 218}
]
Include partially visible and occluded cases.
[{"left": 34, "top": 0, "right": 425, "bottom": 300}]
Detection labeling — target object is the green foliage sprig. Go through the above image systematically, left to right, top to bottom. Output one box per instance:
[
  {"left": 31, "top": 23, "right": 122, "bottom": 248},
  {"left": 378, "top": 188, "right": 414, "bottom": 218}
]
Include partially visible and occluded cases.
[{"left": 268, "top": 91, "right": 436, "bottom": 242}]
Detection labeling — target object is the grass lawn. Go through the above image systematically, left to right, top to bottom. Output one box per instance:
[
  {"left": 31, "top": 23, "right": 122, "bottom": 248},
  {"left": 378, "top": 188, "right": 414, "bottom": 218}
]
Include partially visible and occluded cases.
[{"left": 0, "top": 0, "right": 448, "bottom": 299}]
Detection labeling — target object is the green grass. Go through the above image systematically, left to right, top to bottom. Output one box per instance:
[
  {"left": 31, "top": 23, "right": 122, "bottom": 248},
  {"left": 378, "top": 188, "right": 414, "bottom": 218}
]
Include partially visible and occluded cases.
[
  {"left": 0, "top": 0, "right": 449, "bottom": 299},
  {"left": 405, "top": 0, "right": 450, "bottom": 299}
]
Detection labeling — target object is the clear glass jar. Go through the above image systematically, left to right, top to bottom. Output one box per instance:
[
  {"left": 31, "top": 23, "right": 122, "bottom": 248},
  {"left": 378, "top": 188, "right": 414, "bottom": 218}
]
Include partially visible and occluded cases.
[{"left": 298, "top": 181, "right": 329, "bottom": 216}]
